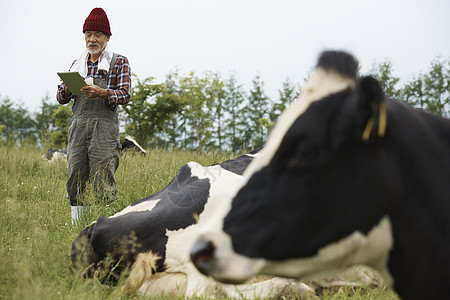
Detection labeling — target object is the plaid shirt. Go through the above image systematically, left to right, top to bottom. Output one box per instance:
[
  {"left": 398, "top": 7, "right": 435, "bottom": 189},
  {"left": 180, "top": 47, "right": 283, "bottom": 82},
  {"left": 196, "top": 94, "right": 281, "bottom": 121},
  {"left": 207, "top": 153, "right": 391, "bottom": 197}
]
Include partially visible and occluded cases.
[{"left": 57, "top": 54, "right": 131, "bottom": 106}]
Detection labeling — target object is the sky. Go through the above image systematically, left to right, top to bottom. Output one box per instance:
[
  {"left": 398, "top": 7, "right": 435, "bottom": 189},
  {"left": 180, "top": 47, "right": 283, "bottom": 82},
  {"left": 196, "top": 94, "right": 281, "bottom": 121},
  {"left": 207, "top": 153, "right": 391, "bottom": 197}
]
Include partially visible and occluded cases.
[{"left": 0, "top": 0, "right": 449, "bottom": 113}]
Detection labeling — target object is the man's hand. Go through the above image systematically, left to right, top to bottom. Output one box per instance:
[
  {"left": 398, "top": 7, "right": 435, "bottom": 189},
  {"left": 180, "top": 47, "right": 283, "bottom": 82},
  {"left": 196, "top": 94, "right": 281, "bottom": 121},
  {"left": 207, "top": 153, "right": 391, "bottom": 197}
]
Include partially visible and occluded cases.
[
  {"left": 81, "top": 85, "right": 108, "bottom": 100},
  {"left": 64, "top": 86, "right": 72, "bottom": 98}
]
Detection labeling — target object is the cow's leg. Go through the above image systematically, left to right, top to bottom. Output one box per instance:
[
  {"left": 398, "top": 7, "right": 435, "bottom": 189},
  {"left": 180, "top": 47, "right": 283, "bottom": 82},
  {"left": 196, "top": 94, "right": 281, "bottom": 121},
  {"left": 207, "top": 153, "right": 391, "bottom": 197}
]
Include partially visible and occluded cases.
[
  {"left": 138, "top": 272, "right": 188, "bottom": 296},
  {"left": 218, "top": 277, "right": 317, "bottom": 299}
]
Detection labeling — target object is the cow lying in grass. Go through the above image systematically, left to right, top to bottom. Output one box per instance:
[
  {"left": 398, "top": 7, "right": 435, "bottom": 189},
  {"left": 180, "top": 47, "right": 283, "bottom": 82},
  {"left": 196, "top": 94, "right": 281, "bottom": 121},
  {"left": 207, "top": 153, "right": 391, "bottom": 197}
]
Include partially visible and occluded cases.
[
  {"left": 191, "top": 51, "right": 450, "bottom": 300},
  {"left": 120, "top": 135, "right": 147, "bottom": 156},
  {"left": 43, "top": 136, "right": 146, "bottom": 163},
  {"left": 42, "top": 148, "right": 67, "bottom": 162},
  {"left": 71, "top": 151, "right": 314, "bottom": 298}
]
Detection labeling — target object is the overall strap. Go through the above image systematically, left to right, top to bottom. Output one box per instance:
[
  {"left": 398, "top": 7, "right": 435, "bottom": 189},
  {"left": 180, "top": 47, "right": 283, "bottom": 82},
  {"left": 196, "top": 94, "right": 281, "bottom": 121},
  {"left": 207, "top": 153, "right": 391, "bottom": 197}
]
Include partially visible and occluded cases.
[{"left": 109, "top": 53, "right": 119, "bottom": 71}]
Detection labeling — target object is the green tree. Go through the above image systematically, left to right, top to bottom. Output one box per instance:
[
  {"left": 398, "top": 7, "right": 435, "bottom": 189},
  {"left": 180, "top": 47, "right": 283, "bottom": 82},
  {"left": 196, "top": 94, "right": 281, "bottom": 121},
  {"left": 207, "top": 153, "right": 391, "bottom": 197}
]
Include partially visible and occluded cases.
[
  {"left": 402, "top": 57, "right": 450, "bottom": 116},
  {"left": 369, "top": 59, "right": 401, "bottom": 99},
  {"left": 178, "top": 71, "right": 215, "bottom": 150},
  {"left": 154, "top": 72, "right": 185, "bottom": 149},
  {"left": 207, "top": 73, "right": 226, "bottom": 149},
  {"left": 223, "top": 73, "right": 248, "bottom": 154},
  {"left": 244, "top": 74, "right": 270, "bottom": 149},
  {"left": 121, "top": 75, "right": 184, "bottom": 148},
  {"left": 270, "top": 77, "right": 299, "bottom": 124},
  {"left": 34, "top": 93, "right": 59, "bottom": 148},
  {"left": 0, "top": 96, "right": 36, "bottom": 146},
  {"left": 0, "top": 97, "right": 17, "bottom": 143},
  {"left": 16, "top": 105, "right": 38, "bottom": 146},
  {"left": 51, "top": 105, "right": 71, "bottom": 148},
  {"left": 258, "top": 117, "right": 275, "bottom": 135},
  {"left": 0, "top": 124, "right": 5, "bottom": 146}
]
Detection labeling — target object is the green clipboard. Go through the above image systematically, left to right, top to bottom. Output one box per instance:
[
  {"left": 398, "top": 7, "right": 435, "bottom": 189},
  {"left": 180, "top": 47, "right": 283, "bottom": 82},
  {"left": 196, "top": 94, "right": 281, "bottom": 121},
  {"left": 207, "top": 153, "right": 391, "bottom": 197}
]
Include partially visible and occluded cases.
[{"left": 57, "top": 72, "right": 87, "bottom": 95}]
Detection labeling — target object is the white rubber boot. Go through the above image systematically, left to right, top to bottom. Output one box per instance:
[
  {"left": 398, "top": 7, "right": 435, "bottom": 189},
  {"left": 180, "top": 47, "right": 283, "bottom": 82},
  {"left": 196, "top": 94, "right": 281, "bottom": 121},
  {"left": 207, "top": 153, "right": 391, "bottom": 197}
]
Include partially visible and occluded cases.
[{"left": 71, "top": 206, "right": 91, "bottom": 226}]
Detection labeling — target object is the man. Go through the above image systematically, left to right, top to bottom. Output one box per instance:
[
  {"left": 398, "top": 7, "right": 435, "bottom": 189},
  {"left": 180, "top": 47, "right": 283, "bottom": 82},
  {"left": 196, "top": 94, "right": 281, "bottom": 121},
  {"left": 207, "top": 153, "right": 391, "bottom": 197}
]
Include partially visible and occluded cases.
[{"left": 57, "top": 7, "right": 131, "bottom": 224}]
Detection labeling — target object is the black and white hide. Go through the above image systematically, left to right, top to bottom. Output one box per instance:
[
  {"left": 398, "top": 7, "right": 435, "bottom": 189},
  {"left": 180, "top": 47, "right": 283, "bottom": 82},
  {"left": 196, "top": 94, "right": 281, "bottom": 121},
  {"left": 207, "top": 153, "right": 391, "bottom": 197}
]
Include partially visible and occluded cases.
[
  {"left": 191, "top": 51, "right": 450, "bottom": 300},
  {"left": 120, "top": 135, "right": 147, "bottom": 155},
  {"left": 43, "top": 136, "right": 145, "bottom": 163},
  {"left": 42, "top": 148, "right": 67, "bottom": 162},
  {"left": 71, "top": 150, "right": 314, "bottom": 298}
]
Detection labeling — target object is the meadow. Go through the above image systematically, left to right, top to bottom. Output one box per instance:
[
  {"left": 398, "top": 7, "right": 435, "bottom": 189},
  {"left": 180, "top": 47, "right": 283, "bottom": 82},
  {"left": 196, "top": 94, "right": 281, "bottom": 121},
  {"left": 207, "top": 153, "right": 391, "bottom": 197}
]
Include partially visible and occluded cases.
[{"left": 0, "top": 145, "right": 399, "bottom": 299}]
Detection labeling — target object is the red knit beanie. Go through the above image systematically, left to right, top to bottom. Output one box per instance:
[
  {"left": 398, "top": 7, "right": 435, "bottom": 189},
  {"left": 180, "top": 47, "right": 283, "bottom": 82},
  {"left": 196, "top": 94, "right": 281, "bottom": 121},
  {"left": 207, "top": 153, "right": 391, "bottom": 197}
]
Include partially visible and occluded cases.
[{"left": 83, "top": 8, "right": 112, "bottom": 36}]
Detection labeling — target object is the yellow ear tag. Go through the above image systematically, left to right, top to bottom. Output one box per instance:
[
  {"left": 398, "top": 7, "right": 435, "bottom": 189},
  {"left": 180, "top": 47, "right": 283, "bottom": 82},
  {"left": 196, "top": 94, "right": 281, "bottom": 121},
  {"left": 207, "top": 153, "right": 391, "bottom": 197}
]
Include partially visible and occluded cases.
[
  {"left": 362, "top": 99, "right": 386, "bottom": 141},
  {"left": 377, "top": 99, "right": 387, "bottom": 138},
  {"left": 362, "top": 116, "right": 375, "bottom": 141}
]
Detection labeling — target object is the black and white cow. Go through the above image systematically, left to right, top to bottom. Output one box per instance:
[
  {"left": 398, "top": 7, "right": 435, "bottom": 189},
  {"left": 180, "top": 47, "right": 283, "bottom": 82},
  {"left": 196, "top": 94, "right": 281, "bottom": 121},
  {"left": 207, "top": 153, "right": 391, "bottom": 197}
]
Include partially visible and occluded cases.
[
  {"left": 191, "top": 51, "right": 450, "bottom": 300},
  {"left": 121, "top": 135, "right": 147, "bottom": 155},
  {"left": 43, "top": 136, "right": 145, "bottom": 163},
  {"left": 42, "top": 148, "right": 67, "bottom": 162},
  {"left": 71, "top": 150, "right": 314, "bottom": 298}
]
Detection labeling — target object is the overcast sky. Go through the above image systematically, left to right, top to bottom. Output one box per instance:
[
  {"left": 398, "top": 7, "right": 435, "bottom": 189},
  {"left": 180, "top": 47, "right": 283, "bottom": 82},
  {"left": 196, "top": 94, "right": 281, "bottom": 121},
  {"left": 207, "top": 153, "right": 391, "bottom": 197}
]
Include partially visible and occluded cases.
[{"left": 0, "top": 0, "right": 449, "bottom": 113}]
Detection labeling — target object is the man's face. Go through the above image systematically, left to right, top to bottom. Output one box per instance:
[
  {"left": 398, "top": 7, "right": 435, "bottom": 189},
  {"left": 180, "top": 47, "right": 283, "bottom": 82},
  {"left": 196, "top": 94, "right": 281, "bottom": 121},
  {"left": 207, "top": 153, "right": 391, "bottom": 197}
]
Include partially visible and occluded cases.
[{"left": 85, "top": 31, "right": 110, "bottom": 55}]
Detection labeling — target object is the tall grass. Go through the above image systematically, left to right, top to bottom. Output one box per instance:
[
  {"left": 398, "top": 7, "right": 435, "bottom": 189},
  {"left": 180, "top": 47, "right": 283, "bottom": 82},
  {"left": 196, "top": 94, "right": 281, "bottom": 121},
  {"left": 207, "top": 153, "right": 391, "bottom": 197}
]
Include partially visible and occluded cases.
[{"left": 0, "top": 145, "right": 399, "bottom": 299}]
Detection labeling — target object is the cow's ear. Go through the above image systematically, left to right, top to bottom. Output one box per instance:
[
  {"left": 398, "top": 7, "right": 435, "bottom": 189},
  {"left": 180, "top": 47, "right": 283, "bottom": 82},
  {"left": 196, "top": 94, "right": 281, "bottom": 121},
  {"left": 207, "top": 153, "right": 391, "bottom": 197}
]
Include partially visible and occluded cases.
[{"left": 355, "top": 76, "right": 387, "bottom": 142}]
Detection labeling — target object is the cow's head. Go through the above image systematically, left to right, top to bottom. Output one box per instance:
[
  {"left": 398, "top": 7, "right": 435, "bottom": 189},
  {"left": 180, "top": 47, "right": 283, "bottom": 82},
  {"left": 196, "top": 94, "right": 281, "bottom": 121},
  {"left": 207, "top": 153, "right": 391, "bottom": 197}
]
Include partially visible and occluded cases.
[{"left": 191, "top": 50, "right": 395, "bottom": 285}]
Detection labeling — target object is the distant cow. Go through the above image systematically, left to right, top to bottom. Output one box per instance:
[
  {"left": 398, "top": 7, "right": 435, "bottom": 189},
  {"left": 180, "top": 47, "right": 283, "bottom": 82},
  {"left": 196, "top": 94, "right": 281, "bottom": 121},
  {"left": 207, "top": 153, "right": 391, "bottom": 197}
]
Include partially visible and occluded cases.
[
  {"left": 191, "top": 51, "right": 450, "bottom": 300},
  {"left": 121, "top": 135, "right": 147, "bottom": 155},
  {"left": 43, "top": 136, "right": 145, "bottom": 162},
  {"left": 42, "top": 148, "right": 67, "bottom": 162},
  {"left": 71, "top": 151, "right": 314, "bottom": 298}
]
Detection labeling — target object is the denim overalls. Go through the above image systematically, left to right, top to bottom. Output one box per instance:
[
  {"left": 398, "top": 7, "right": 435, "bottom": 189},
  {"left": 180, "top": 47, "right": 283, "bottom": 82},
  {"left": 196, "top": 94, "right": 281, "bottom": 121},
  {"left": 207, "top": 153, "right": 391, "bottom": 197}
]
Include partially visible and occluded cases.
[{"left": 67, "top": 53, "right": 121, "bottom": 205}]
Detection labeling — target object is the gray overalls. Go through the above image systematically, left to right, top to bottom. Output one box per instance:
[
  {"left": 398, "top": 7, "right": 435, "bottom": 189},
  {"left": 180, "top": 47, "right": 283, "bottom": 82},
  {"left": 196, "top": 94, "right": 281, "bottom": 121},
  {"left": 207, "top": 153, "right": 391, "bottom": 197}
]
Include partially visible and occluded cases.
[{"left": 67, "top": 53, "right": 121, "bottom": 206}]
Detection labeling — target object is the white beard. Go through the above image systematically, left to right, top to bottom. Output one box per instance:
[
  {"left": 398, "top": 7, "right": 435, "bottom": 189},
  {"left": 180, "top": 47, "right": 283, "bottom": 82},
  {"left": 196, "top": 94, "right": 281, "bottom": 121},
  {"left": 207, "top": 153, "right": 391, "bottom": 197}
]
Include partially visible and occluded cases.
[{"left": 87, "top": 43, "right": 103, "bottom": 55}]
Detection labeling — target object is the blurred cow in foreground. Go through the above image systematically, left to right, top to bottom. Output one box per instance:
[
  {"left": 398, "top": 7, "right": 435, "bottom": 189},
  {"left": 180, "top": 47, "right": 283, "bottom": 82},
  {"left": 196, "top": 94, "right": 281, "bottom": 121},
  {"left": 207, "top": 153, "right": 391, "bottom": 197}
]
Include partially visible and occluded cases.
[{"left": 191, "top": 50, "right": 450, "bottom": 300}]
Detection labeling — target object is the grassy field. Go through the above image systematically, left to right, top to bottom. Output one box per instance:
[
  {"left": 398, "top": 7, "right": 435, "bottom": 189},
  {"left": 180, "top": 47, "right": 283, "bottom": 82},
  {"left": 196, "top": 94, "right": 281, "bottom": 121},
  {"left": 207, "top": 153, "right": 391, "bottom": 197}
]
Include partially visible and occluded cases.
[{"left": 0, "top": 145, "right": 400, "bottom": 299}]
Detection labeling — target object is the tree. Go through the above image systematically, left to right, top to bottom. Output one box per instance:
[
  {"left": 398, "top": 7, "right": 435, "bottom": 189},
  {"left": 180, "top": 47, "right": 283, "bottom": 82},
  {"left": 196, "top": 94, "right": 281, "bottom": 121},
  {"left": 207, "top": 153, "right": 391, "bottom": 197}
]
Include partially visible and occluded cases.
[
  {"left": 402, "top": 57, "right": 450, "bottom": 117},
  {"left": 369, "top": 59, "right": 401, "bottom": 99},
  {"left": 178, "top": 71, "right": 215, "bottom": 150},
  {"left": 153, "top": 72, "right": 185, "bottom": 149},
  {"left": 208, "top": 73, "right": 226, "bottom": 149},
  {"left": 222, "top": 73, "right": 248, "bottom": 154},
  {"left": 244, "top": 74, "right": 270, "bottom": 149},
  {"left": 121, "top": 75, "right": 184, "bottom": 148},
  {"left": 270, "top": 77, "right": 299, "bottom": 124},
  {"left": 34, "top": 93, "right": 59, "bottom": 147},
  {"left": 0, "top": 96, "right": 36, "bottom": 146},
  {"left": 0, "top": 97, "right": 17, "bottom": 143},
  {"left": 15, "top": 105, "right": 37, "bottom": 145},
  {"left": 51, "top": 105, "right": 71, "bottom": 148},
  {"left": 0, "top": 124, "right": 5, "bottom": 146}
]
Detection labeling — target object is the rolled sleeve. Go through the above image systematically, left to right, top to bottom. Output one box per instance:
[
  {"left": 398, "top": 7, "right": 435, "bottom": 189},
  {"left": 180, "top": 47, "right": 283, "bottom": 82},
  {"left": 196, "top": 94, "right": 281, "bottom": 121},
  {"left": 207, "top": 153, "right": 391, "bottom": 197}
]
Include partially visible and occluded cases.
[
  {"left": 106, "top": 56, "right": 131, "bottom": 105},
  {"left": 56, "top": 60, "right": 76, "bottom": 104},
  {"left": 56, "top": 83, "right": 73, "bottom": 104}
]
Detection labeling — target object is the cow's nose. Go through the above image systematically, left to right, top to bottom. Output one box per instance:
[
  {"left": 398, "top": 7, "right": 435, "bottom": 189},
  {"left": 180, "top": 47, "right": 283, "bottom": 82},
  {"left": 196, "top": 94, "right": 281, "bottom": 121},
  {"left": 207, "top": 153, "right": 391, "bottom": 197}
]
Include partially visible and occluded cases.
[{"left": 190, "top": 239, "right": 216, "bottom": 276}]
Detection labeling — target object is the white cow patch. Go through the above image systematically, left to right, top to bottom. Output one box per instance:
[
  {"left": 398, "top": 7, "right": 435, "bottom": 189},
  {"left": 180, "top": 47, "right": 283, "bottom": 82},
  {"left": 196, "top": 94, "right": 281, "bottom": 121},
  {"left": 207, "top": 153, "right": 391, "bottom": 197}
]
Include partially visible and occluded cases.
[
  {"left": 123, "top": 135, "right": 147, "bottom": 154},
  {"left": 163, "top": 163, "right": 250, "bottom": 295},
  {"left": 110, "top": 199, "right": 161, "bottom": 218},
  {"left": 196, "top": 216, "right": 393, "bottom": 287},
  {"left": 261, "top": 216, "right": 394, "bottom": 286}
]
